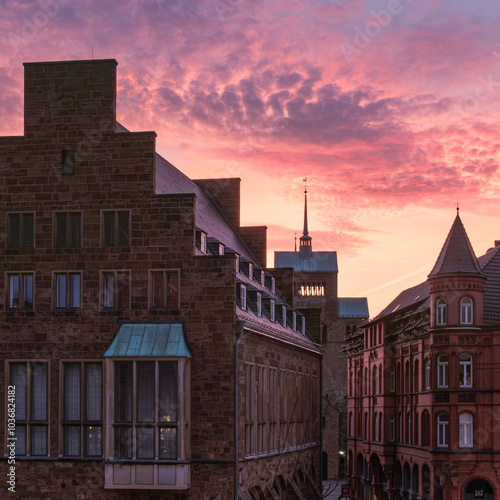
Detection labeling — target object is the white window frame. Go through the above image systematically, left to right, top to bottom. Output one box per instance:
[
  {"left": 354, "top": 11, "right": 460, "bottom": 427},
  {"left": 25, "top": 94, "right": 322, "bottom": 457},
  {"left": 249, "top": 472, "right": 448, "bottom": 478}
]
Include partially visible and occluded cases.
[
  {"left": 460, "top": 297, "right": 473, "bottom": 325},
  {"left": 436, "top": 298, "right": 447, "bottom": 326},
  {"left": 459, "top": 354, "right": 473, "bottom": 388},
  {"left": 437, "top": 355, "right": 448, "bottom": 388},
  {"left": 437, "top": 413, "right": 449, "bottom": 447},
  {"left": 459, "top": 413, "right": 473, "bottom": 448}
]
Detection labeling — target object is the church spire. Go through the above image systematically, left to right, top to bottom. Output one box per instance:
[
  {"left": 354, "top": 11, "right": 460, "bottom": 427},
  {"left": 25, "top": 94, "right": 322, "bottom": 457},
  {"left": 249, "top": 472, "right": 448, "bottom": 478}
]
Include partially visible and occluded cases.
[{"left": 299, "top": 178, "right": 312, "bottom": 259}]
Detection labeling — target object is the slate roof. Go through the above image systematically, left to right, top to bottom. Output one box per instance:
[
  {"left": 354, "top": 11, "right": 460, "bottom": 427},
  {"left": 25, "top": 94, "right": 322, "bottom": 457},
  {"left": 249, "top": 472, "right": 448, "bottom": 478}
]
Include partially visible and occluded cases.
[
  {"left": 428, "top": 212, "right": 483, "bottom": 278},
  {"left": 478, "top": 245, "right": 500, "bottom": 324},
  {"left": 274, "top": 251, "right": 338, "bottom": 272},
  {"left": 375, "top": 281, "right": 430, "bottom": 321},
  {"left": 338, "top": 298, "right": 369, "bottom": 318},
  {"left": 104, "top": 323, "right": 192, "bottom": 358}
]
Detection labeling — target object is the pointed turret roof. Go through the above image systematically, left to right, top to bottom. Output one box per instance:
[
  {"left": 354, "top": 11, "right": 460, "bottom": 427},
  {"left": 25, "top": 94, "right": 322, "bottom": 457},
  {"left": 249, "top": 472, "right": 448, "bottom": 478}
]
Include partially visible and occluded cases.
[
  {"left": 299, "top": 181, "right": 312, "bottom": 259},
  {"left": 428, "top": 210, "right": 483, "bottom": 278}
]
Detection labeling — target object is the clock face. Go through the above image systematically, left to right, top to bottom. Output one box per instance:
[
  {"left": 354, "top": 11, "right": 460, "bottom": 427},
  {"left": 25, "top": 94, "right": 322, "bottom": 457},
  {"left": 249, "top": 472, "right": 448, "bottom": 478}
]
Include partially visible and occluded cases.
[{"left": 62, "top": 150, "right": 75, "bottom": 175}]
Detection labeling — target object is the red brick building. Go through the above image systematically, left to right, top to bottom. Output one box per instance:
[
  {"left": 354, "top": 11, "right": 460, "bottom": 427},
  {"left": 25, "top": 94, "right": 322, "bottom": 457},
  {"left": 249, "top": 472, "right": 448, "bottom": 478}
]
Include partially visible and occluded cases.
[
  {"left": 0, "top": 59, "right": 323, "bottom": 499},
  {"left": 273, "top": 187, "right": 369, "bottom": 480},
  {"left": 346, "top": 211, "right": 500, "bottom": 500}
]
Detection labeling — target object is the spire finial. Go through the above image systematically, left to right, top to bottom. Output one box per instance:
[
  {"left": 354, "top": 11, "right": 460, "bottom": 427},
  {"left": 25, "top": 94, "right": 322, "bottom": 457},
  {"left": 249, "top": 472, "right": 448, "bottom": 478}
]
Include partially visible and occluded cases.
[
  {"left": 299, "top": 178, "right": 312, "bottom": 259},
  {"left": 302, "top": 178, "right": 308, "bottom": 237},
  {"left": 294, "top": 231, "right": 297, "bottom": 252}
]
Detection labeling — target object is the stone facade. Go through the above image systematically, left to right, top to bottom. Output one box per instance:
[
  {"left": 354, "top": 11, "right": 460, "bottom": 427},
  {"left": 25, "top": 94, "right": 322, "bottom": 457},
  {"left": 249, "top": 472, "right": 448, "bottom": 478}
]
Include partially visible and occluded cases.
[{"left": 0, "top": 59, "right": 322, "bottom": 499}]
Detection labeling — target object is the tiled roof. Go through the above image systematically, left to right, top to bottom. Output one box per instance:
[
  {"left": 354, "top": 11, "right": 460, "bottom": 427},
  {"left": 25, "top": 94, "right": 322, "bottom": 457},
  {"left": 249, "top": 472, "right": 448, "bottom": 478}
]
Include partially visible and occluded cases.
[
  {"left": 428, "top": 212, "right": 483, "bottom": 277},
  {"left": 478, "top": 245, "right": 500, "bottom": 324},
  {"left": 274, "top": 251, "right": 338, "bottom": 272},
  {"left": 375, "top": 282, "right": 430, "bottom": 320},
  {"left": 338, "top": 298, "right": 369, "bottom": 318},
  {"left": 104, "top": 323, "right": 192, "bottom": 358}
]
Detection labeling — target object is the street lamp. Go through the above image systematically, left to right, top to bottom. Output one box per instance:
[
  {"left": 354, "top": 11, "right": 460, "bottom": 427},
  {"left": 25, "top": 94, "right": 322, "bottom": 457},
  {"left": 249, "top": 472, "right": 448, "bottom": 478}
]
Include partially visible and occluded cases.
[{"left": 339, "top": 450, "right": 347, "bottom": 481}]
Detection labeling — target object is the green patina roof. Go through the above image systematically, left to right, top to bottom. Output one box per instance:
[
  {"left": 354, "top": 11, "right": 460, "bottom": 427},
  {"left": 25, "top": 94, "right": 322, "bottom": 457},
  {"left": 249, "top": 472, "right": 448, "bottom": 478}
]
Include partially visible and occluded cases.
[{"left": 104, "top": 323, "right": 192, "bottom": 358}]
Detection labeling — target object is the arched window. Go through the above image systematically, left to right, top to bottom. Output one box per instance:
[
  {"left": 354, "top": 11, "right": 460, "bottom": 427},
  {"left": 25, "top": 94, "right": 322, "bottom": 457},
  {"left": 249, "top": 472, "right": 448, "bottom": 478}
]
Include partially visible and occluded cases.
[
  {"left": 460, "top": 297, "right": 473, "bottom": 325},
  {"left": 436, "top": 298, "right": 447, "bottom": 326},
  {"left": 459, "top": 354, "right": 473, "bottom": 388},
  {"left": 437, "top": 355, "right": 448, "bottom": 388},
  {"left": 424, "top": 358, "right": 431, "bottom": 390},
  {"left": 414, "top": 359, "right": 419, "bottom": 393},
  {"left": 405, "top": 360, "right": 410, "bottom": 393},
  {"left": 372, "top": 365, "right": 378, "bottom": 395},
  {"left": 379, "top": 365, "right": 383, "bottom": 395},
  {"left": 364, "top": 368, "right": 369, "bottom": 396},
  {"left": 349, "top": 371, "right": 353, "bottom": 397},
  {"left": 414, "top": 411, "right": 419, "bottom": 445},
  {"left": 421, "top": 411, "right": 430, "bottom": 447},
  {"left": 349, "top": 412, "right": 354, "bottom": 437},
  {"left": 364, "top": 412, "right": 368, "bottom": 440},
  {"left": 406, "top": 412, "right": 411, "bottom": 444},
  {"left": 374, "top": 413, "right": 379, "bottom": 441},
  {"left": 379, "top": 413, "right": 383, "bottom": 442},
  {"left": 437, "top": 413, "right": 449, "bottom": 447},
  {"left": 459, "top": 413, "right": 473, "bottom": 448},
  {"left": 389, "top": 415, "right": 395, "bottom": 442}
]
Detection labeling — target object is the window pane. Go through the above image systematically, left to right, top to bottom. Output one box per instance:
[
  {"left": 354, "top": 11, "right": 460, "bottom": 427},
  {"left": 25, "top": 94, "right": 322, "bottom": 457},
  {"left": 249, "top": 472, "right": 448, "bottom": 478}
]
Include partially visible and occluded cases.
[
  {"left": 117, "top": 211, "right": 130, "bottom": 246},
  {"left": 69, "top": 212, "right": 81, "bottom": 246},
  {"left": 103, "top": 212, "right": 115, "bottom": 246},
  {"left": 8, "top": 213, "right": 20, "bottom": 247},
  {"left": 22, "top": 213, "right": 34, "bottom": 247},
  {"left": 55, "top": 213, "right": 67, "bottom": 247},
  {"left": 152, "top": 271, "right": 164, "bottom": 308},
  {"left": 166, "top": 271, "right": 178, "bottom": 307},
  {"left": 70, "top": 273, "right": 81, "bottom": 308},
  {"left": 118, "top": 273, "right": 129, "bottom": 308},
  {"left": 23, "top": 274, "right": 33, "bottom": 310},
  {"left": 56, "top": 274, "right": 67, "bottom": 308},
  {"left": 104, "top": 274, "right": 115, "bottom": 308},
  {"left": 8, "top": 275, "right": 20, "bottom": 309},
  {"left": 115, "top": 362, "right": 132, "bottom": 422},
  {"left": 137, "top": 362, "right": 155, "bottom": 423},
  {"left": 159, "top": 362, "right": 178, "bottom": 423},
  {"left": 10, "top": 363, "right": 27, "bottom": 420},
  {"left": 31, "top": 363, "right": 47, "bottom": 420},
  {"left": 64, "top": 363, "right": 81, "bottom": 421},
  {"left": 86, "top": 364, "right": 102, "bottom": 421},
  {"left": 14, "top": 425, "right": 26, "bottom": 456},
  {"left": 31, "top": 425, "right": 47, "bottom": 455},
  {"left": 63, "top": 425, "right": 81, "bottom": 456},
  {"left": 85, "top": 425, "right": 102, "bottom": 456},
  {"left": 114, "top": 426, "right": 132, "bottom": 458},
  {"left": 137, "top": 427, "right": 155, "bottom": 459},
  {"left": 159, "top": 427, "right": 177, "bottom": 459}
]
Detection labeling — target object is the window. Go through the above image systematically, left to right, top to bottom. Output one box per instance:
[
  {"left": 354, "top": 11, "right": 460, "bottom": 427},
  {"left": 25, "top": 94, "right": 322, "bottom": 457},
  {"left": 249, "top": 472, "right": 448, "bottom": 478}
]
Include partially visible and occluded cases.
[
  {"left": 62, "top": 149, "right": 75, "bottom": 175},
  {"left": 102, "top": 210, "right": 130, "bottom": 246},
  {"left": 7, "top": 212, "right": 34, "bottom": 248},
  {"left": 54, "top": 212, "right": 81, "bottom": 247},
  {"left": 199, "top": 231, "right": 207, "bottom": 254},
  {"left": 218, "top": 243, "right": 225, "bottom": 255},
  {"left": 235, "top": 254, "right": 240, "bottom": 272},
  {"left": 248, "top": 263, "right": 253, "bottom": 281},
  {"left": 150, "top": 270, "right": 179, "bottom": 309},
  {"left": 261, "top": 270, "right": 265, "bottom": 287},
  {"left": 102, "top": 271, "right": 130, "bottom": 309},
  {"left": 7, "top": 272, "right": 34, "bottom": 310},
  {"left": 55, "top": 272, "right": 81, "bottom": 309},
  {"left": 271, "top": 277, "right": 275, "bottom": 293},
  {"left": 240, "top": 284, "right": 247, "bottom": 310},
  {"left": 256, "top": 292, "right": 262, "bottom": 317},
  {"left": 461, "top": 297, "right": 473, "bottom": 325},
  {"left": 436, "top": 298, "right": 447, "bottom": 326},
  {"left": 270, "top": 299, "right": 275, "bottom": 322},
  {"left": 282, "top": 305, "right": 287, "bottom": 327},
  {"left": 292, "top": 311, "right": 297, "bottom": 331},
  {"left": 301, "top": 316, "right": 306, "bottom": 335},
  {"left": 459, "top": 354, "right": 473, "bottom": 388},
  {"left": 437, "top": 355, "right": 448, "bottom": 388},
  {"left": 424, "top": 358, "right": 431, "bottom": 390},
  {"left": 414, "top": 359, "right": 419, "bottom": 393},
  {"left": 113, "top": 360, "right": 179, "bottom": 459},
  {"left": 9, "top": 362, "right": 48, "bottom": 456},
  {"left": 62, "top": 362, "right": 102, "bottom": 456},
  {"left": 245, "top": 363, "right": 256, "bottom": 456},
  {"left": 256, "top": 365, "right": 267, "bottom": 454},
  {"left": 372, "top": 365, "right": 378, "bottom": 395},
  {"left": 379, "top": 365, "right": 383, "bottom": 394},
  {"left": 269, "top": 368, "right": 278, "bottom": 453},
  {"left": 364, "top": 368, "right": 368, "bottom": 396},
  {"left": 390, "top": 370, "right": 395, "bottom": 393},
  {"left": 421, "top": 411, "right": 430, "bottom": 447},
  {"left": 406, "top": 412, "right": 411, "bottom": 444},
  {"left": 374, "top": 413, "right": 379, "bottom": 441},
  {"left": 399, "top": 413, "right": 402, "bottom": 443},
  {"left": 437, "top": 413, "right": 449, "bottom": 447},
  {"left": 459, "top": 413, "right": 473, "bottom": 448},
  {"left": 389, "top": 415, "right": 395, "bottom": 442}
]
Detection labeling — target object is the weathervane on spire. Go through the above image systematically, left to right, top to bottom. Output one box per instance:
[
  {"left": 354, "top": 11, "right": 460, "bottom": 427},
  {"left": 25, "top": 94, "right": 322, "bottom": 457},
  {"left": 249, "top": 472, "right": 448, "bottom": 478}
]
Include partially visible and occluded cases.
[
  {"left": 299, "top": 177, "right": 312, "bottom": 258},
  {"left": 303, "top": 177, "right": 307, "bottom": 195}
]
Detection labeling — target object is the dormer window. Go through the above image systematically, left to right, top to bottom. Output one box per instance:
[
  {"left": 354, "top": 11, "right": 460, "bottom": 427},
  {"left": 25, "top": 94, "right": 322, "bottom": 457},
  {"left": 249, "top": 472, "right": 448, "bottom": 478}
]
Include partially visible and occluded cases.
[
  {"left": 200, "top": 232, "right": 207, "bottom": 254},
  {"left": 219, "top": 244, "right": 225, "bottom": 255},
  {"left": 235, "top": 254, "right": 240, "bottom": 273},
  {"left": 248, "top": 263, "right": 253, "bottom": 280},
  {"left": 261, "top": 271, "right": 265, "bottom": 287},
  {"left": 271, "top": 277, "right": 275, "bottom": 293},
  {"left": 240, "top": 284, "right": 247, "bottom": 310},
  {"left": 256, "top": 293, "right": 262, "bottom": 317},
  {"left": 460, "top": 297, "right": 473, "bottom": 325},
  {"left": 436, "top": 298, "right": 447, "bottom": 326},
  {"left": 270, "top": 299, "right": 275, "bottom": 322},
  {"left": 282, "top": 306, "right": 287, "bottom": 327},
  {"left": 292, "top": 311, "right": 297, "bottom": 331},
  {"left": 301, "top": 316, "right": 306, "bottom": 335}
]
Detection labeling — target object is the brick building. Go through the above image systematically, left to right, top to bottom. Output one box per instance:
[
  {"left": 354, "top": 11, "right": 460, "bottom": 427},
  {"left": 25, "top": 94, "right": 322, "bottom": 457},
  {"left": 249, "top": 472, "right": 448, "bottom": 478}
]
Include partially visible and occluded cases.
[
  {"left": 0, "top": 59, "right": 323, "bottom": 499},
  {"left": 273, "top": 186, "right": 368, "bottom": 480},
  {"left": 346, "top": 210, "right": 500, "bottom": 500}
]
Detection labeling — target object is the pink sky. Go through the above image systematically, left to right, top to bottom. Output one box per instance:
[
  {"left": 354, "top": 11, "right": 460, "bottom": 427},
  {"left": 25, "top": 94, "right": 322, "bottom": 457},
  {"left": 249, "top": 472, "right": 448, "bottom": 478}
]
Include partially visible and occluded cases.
[{"left": 1, "top": 0, "right": 500, "bottom": 315}]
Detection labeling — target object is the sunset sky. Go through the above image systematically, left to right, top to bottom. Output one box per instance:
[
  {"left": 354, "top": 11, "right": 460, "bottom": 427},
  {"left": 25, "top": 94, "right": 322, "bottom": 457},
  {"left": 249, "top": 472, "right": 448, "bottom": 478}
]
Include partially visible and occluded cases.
[{"left": 2, "top": 0, "right": 500, "bottom": 315}]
